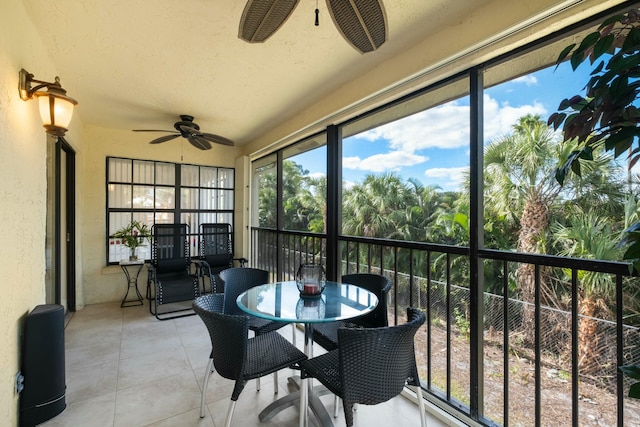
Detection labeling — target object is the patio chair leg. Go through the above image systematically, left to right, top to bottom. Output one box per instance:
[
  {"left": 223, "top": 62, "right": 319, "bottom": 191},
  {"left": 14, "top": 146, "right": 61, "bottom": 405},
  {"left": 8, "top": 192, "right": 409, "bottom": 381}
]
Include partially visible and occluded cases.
[
  {"left": 200, "top": 358, "right": 214, "bottom": 418},
  {"left": 274, "top": 371, "right": 278, "bottom": 394},
  {"left": 256, "top": 377, "right": 261, "bottom": 391},
  {"left": 416, "top": 386, "right": 427, "bottom": 427},
  {"left": 334, "top": 395, "right": 339, "bottom": 418},
  {"left": 224, "top": 400, "right": 236, "bottom": 427}
]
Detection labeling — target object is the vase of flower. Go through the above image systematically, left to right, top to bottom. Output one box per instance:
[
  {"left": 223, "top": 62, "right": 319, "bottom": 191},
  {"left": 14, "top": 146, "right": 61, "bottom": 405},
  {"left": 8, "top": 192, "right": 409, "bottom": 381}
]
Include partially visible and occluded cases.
[{"left": 112, "top": 220, "right": 150, "bottom": 261}]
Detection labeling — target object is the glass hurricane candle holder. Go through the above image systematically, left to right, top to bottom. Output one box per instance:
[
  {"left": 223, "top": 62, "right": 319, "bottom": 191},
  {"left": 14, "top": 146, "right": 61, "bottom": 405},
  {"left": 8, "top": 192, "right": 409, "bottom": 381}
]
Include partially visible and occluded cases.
[{"left": 296, "top": 263, "right": 326, "bottom": 297}]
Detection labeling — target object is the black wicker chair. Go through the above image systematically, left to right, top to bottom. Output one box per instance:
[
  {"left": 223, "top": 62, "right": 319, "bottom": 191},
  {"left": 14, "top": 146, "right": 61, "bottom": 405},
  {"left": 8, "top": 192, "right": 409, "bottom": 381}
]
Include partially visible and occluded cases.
[
  {"left": 147, "top": 223, "right": 200, "bottom": 320},
  {"left": 198, "top": 223, "right": 247, "bottom": 294},
  {"left": 219, "top": 267, "right": 293, "bottom": 391},
  {"left": 312, "top": 273, "right": 392, "bottom": 351},
  {"left": 192, "top": 293, "right": 225, "bottom": 418},
  {"left": 192, "top": 295, "right": 307, "bottom": 426},
  {"left": 300, "top": 307, "right": 427, "bottom": 427}
]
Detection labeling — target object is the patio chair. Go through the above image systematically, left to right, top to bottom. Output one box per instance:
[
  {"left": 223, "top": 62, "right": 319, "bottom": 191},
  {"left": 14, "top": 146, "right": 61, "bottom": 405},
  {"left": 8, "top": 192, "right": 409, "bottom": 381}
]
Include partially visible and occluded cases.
[
  {"left": 147, "top": 223, "right": 200, "bottom": 320},
  {"left": 199, "top": 223, "right": 247, "bottom": 294},
  {"left": 219, "top": 267, "right": 293, "bottom": 391},
  {"left": 312, "top": 273, "right": 392, "bottom": 351},
  {"left": 192, "top": 293, "right": 225, "bottom": 418},
  {"left": 192, "top": 297, "right": 307, "bottom": 427},
  {"left": 300, "top": 307, "right": 427, "bottom": 427}
]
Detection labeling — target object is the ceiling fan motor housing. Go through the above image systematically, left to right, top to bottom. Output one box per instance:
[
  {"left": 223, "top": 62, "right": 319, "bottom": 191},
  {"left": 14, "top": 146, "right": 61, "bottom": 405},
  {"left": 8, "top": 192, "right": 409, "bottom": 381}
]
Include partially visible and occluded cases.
[{"left": 175, "top": 115, "right": 200, "bottom": 136}]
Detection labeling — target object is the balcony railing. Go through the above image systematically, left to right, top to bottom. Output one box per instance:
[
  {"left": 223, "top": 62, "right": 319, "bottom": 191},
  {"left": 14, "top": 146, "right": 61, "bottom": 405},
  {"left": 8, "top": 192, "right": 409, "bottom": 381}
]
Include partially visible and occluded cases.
[{"left": 251, "top": 226, "right": 640, "bottom": 427}]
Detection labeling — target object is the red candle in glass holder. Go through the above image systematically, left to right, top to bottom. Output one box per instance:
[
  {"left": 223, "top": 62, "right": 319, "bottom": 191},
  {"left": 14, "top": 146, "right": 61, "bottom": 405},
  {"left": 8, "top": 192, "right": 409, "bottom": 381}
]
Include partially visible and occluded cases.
[{"left": 303, "top": 282, "right": 318, "bottom": 294}]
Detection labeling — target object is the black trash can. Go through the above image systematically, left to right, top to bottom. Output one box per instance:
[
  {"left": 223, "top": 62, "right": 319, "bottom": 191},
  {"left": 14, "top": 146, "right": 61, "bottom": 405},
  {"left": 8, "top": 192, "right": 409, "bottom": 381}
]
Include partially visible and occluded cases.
[{"left": 19, "top": 304, "right": 66, "bottom": 427}]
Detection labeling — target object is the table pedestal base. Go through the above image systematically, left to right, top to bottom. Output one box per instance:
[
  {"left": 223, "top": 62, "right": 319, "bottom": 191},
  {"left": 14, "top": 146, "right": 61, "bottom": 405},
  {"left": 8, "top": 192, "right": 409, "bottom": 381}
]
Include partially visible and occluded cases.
[{"left": 259, "top": 376, "right": 334, "bottom": 427}]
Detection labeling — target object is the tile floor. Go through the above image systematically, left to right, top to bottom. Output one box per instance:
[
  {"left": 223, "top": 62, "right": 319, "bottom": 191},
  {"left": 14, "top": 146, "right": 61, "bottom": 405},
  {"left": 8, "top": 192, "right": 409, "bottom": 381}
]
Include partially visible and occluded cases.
[{"left": 40, "top": 301, "right": 454, "bottom": 427}]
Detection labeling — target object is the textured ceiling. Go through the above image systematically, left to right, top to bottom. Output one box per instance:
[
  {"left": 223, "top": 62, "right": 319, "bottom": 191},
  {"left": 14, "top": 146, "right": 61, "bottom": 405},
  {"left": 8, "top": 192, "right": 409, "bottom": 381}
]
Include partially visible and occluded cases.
[{"left": 22, "top": 0, "right": 492, "bottom": 147}]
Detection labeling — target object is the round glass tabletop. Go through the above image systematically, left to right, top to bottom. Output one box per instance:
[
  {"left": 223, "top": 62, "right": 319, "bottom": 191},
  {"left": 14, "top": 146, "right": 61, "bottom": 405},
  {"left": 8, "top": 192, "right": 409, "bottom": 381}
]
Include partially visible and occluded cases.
[{"left": 236, "top": 281, "right": 378, "bottom": 323}]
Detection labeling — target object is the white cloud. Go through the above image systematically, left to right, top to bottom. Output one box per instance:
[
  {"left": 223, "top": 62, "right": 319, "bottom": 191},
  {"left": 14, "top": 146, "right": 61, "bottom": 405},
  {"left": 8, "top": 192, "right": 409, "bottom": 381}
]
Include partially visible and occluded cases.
[
  {"left": 513, "top": 75, "right": 538, "bottom": 86},
  {"left": 345, "top": 94, "right": 548, "bottom": 182},
  {"left": 356, "top": 94, "right": 547, "bottom": 155},
  {"left": 483, "top": 94, "right": 547, "bottom": 141},
  {"left": 360, "top": 102, "right": 470, "bottom": 151},
  {"left": 344, "top": 151, "right": 428, "bottom": 172},
  {"left": 424, "top": 166, "right": 469, "bottom": 188}
]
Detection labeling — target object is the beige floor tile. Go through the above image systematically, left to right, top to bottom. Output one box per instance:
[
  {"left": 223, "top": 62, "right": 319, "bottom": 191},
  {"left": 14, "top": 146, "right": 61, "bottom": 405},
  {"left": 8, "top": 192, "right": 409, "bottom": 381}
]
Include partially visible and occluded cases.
[
  {"left": 175, "top": 323, "right": 209, "bottom": 348},
  {"left": 65, "top": 327, "right": 122, "bottom": 352},
  {"left": 119, "top": 329, "right": 182, "bottom": 360},
  {"left": 65, "top": 337, "right": 121, "bottom": 370},
  {"left": 183, "top": 341, "right": 212, "bottom": 372},
  {"left": 117, "top": 346, "right": 191, "bottom": 390},
  {"left": 66, "top": 359, "right": 119, "bottom": 403},
  {"left": 114, "top": 372, "right": 201, "bottom": 427},
  {"left": 207, "top": 378, "right": 299, "bottom": 427},
  {"left": 39, "top": 392, "right": 116, "bottom": 427},
  {"left": 144, "top": 408, "right": 216, "bottom": 427}
]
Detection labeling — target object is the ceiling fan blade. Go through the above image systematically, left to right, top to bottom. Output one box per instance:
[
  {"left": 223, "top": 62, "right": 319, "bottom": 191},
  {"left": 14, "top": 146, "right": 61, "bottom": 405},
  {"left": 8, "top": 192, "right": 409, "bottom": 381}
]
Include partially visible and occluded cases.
[
  {"left": 239, "top": 0, "right": 300, "bottom": 43},
  {"left": 326, "top": 0, "right": 387, "bottom": 53},
  {"left": 179, "top": 124, "right": 202, "bottom": 135},
  {"left": 133, "top": 129, "right": 177, "bottom": 133},
  {"left": 201, "top": 133, "right": 235, "bottom": 146},
  {"left": 149, "top": 134, "right": 180, "bottom": 144},
  {"left": 188, "top": 135, "right": 212, "bottom": 150}
]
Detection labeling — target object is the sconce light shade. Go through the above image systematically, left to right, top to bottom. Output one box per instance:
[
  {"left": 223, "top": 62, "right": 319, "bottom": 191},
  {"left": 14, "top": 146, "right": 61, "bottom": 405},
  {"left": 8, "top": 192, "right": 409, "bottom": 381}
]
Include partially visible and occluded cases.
[{"left": 19, "top": 69, "right": 78, "bottom": 137}]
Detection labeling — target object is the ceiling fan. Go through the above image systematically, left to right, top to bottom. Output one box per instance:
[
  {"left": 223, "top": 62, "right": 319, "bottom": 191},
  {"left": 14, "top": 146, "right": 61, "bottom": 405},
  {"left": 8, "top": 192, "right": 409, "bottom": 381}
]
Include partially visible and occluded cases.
[
  {"left": 239, "top": 0, "right": 387, "bottom": 54},
  {"left": 132, "top": 115, "right": 234, "bottom": 150}
]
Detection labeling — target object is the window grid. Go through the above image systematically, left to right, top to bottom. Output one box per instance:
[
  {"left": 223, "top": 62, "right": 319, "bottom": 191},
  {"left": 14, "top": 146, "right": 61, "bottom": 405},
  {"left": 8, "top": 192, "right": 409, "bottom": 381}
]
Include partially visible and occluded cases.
[{"left": 106, "top": 157, "right": 234, "bottom": 264}]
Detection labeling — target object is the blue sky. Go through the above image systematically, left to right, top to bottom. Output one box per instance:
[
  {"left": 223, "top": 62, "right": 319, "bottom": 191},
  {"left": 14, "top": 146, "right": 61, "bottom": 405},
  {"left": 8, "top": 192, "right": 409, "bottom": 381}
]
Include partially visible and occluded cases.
[{"left": 292, "top": 61, "right": 593, "bottom": 191}]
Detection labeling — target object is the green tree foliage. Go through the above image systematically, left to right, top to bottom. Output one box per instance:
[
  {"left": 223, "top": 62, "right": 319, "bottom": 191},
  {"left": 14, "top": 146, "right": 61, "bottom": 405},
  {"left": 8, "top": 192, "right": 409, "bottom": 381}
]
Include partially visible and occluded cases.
[
  {"left": 548, "top": 8, "right": 640, "bottom": 270},
  {"left": 256, "top": 159, "right": 325, "bottom": 231}
]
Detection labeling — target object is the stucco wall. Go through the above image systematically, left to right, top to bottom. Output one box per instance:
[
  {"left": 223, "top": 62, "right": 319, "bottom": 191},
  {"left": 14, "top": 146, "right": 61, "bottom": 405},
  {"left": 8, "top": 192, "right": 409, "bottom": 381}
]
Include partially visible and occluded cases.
[{"left": 0, "top": 1, "right": 83, "bottom": 424}]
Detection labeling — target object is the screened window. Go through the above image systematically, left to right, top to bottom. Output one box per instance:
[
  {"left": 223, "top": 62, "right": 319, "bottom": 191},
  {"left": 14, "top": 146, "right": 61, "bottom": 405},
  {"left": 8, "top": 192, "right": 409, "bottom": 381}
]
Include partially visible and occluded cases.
[
  {"left": 341, "top": 77, "right": 471, "bottom": 244},
  {"left": 107, "top": 157, "right": 234, "bottom": 264}
]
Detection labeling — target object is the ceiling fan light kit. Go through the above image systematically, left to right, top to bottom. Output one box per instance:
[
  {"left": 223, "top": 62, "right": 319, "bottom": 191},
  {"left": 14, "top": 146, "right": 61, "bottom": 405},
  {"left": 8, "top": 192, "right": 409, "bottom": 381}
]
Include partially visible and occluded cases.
[{"left": 239, "top": 0, "right": 387, "bottom": 53}]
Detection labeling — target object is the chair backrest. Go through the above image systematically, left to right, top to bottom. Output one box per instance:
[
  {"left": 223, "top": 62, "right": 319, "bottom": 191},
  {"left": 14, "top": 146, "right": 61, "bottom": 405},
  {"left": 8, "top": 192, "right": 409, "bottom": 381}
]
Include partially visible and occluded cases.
[
  {"left": 151, "top": 223, "right": 190, "bottom": 273},
  {"left": 200, "top": 223, "right": 233, "bottom": 268},
  {"left": 219, "top": 267, "right": 269, "bottom": 315},
  {"left": 341, "top": 273, "right": 392, "bottom": 328},
  {"left": 193, "top": 293, "right": 225, "bottom": 314},
  {"left": 192, "top": 298, "right": 248, "bottom": 381},
  {"left": 337, "top": 307, "right": 426, "bottom": 406}
]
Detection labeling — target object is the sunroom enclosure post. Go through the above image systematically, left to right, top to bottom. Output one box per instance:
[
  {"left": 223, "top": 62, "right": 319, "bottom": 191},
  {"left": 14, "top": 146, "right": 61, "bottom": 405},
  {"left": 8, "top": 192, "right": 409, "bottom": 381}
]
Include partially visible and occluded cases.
[
  {"left": 469, "top": 67, "right": 485, "bottom": 420},
  {"left": 326, "top": 125, "right": 341, "bottom": 282},
  {"left": 276, "top": 150, "right": 284, "bottom": 282}
]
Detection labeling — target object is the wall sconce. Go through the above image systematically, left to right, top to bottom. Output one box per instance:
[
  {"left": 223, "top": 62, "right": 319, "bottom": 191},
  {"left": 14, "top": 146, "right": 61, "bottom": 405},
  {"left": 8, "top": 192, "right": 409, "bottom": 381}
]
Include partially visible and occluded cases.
[{"left": 18, "top": 68, "right": 78, "bottom": 137}]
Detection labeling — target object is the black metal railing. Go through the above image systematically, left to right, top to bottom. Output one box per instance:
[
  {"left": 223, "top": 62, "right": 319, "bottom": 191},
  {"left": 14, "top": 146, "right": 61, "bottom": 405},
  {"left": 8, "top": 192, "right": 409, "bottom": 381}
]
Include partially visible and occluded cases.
[{"left": 251, "top": 226, "right": 640, "bottom": 426}]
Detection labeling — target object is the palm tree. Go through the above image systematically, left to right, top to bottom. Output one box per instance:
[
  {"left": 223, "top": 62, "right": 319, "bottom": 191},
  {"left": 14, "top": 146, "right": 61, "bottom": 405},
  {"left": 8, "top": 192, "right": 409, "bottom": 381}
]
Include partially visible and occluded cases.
[
  {"left": 484, "top": 114, "right": 624, "bottom": 344},
  {"left": 484, "top": 115, "right": 566, "bottom": 342},
  {"left": 342, "top": 172, "right": 413, "bottom": 239},
  {"left": 552, "top": 208, "right": 621, "bottom": 374}
]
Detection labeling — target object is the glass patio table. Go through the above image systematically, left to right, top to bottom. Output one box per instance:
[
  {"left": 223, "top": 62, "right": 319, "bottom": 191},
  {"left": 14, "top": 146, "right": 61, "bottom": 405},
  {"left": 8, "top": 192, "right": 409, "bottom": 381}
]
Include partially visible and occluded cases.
[{"left": 237, "top": 280, "right": 378, "bottom": 427}]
